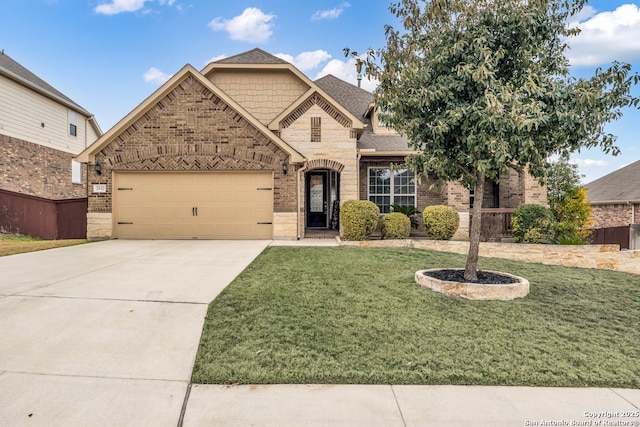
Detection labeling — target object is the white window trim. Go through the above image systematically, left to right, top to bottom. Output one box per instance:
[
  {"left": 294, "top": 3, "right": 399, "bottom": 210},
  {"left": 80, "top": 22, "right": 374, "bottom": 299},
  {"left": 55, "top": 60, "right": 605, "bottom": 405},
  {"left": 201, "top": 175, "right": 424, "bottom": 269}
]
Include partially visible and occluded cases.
[
  {"left": 68, "top": 110, "right": 78, "bottom": 137},
  {"left": 71, "top": 160, "right": 82, "bottom": 184},
  {"left": 367, "top": 166, "right": 417, "bottom": 213}
]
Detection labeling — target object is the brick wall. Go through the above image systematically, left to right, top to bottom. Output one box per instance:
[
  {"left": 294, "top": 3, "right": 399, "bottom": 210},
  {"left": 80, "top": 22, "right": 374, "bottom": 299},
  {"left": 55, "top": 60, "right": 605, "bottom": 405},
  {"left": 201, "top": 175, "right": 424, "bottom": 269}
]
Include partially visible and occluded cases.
[
  {"left": 88, "top": 75, "right": 295, "bottom": 215},
  {"left": 0, "top": 133, "right": 87, "bottom": 200},
  {"left": 358, "top": 160, "right": 444, "bottom": 209},
  {"left": 522, "top": 168, "right": 547, "bottom": 205},
  {"left": 590, "top": 204, "right": 638, "bottom": 228}
]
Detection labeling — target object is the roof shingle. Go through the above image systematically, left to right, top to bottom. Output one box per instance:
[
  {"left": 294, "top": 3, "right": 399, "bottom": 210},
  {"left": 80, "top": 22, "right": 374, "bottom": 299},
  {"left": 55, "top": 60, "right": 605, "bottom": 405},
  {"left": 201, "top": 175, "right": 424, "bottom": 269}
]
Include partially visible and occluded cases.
[
  {"left": 213, "top": 48, "right": 288, "bottom": 65},
  {"left": 0, "top": 51, "right": 90, "bottom": 115},
  {"left": 314, "top": 74, "right": 373, "bottom": 119},
  {"left": 314, "top": 74, "right": 412, "bottom": 153},
  {"left": 585, "top": 160, "right": 640, "bottom": 202}
]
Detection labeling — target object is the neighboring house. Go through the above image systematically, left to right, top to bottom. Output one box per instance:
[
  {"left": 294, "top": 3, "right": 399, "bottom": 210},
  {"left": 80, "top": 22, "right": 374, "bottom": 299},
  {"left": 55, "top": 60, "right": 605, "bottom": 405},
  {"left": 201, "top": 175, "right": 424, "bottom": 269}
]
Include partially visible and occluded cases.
[
  {"left": 76, "top": 48, "right": 545, "bottom": 240},
  {"left": 0, "top": 50, "right": 101, "bottom": 238},
  {"left": 585, "top": 160, "right": 640, "bottom": 228}
]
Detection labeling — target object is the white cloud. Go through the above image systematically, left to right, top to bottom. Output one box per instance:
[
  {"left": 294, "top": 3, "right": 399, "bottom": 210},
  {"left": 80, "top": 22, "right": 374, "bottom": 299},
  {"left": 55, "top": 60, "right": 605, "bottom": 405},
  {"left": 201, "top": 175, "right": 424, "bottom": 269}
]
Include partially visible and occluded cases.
[
  {"left": 94, "top": 0, "right": 176, "bottom": 15},
  {"left": 95, "top": 0, "right": 146, "bottom": 15},
  {"left": 311, "top": 2, "right": 350, "bottom": 21},
  {"left": 567, "top": 4, "right": 640, "bottom": 66},
  {"left": 567, "top": 5, "right": 597, "bottom": 26},
  {"left": 208, "top": 7, "right": 276, "bottom": 43},
  {"left": 274, "top": 50, "right": 331, "bottom": 72},
  {"left": 206, "top": 54, "right": 228, "bottom": 65},
  {"left": 314, "top": 58, "right": 378, "bottom": 92},
  {"left": 143, "top": 67, "right": 172, "bottom": 84},
  {"left": 570, "top": 158, "right": 609, "bottom": 167}
]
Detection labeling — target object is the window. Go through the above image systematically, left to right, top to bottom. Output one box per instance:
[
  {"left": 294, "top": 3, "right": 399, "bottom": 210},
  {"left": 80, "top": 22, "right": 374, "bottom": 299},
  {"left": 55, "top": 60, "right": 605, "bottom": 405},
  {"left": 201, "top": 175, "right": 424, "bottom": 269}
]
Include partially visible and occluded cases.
[
  {"left": 68, "top": 110, "right": 77, "bottom": 137},
  {"left": 311, "top": 117, "right": 321, "bottom": 142},
  {"left": 71, "top": 160, "right": 82, "bottom": 184},
  {"left": 368, "top": 167, "right": 416, "bottom": 213}
]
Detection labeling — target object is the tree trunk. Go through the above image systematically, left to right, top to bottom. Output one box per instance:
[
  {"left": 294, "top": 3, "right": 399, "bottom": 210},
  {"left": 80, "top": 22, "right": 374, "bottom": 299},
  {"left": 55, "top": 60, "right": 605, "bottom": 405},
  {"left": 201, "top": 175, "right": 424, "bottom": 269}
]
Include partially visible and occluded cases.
[{"left": 465, "top": 173, "right": 485, "bottom": 281}]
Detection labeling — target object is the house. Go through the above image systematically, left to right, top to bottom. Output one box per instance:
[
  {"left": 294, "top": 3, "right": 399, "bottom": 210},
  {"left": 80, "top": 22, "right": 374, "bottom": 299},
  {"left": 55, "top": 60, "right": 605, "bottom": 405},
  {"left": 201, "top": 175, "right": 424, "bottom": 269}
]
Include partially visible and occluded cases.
[
  {"left": 76, "top": 48, "right": 545, "bottom": 240},
  {"left": 0, "top": 50, "right": 101, "bottom": 238},
  {"left": 586, "top": 160, "right": 640, "bottom": 228}
]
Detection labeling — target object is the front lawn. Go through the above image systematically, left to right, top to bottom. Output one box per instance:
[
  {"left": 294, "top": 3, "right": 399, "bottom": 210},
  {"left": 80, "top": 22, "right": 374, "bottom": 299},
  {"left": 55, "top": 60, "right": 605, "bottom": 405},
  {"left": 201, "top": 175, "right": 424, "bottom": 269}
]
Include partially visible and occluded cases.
[
  {"left": 0, "top": 233, "right": 89, "bottom": 257},
  {"left": 192, "top": 247, "right": 640, "bottom": 388}
]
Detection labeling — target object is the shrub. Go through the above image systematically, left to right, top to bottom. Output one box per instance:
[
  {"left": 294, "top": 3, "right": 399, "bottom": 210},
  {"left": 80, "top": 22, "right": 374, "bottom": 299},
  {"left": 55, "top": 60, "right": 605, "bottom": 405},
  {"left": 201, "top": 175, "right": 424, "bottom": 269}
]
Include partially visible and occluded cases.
[
  {"left": 553, "top": 187, "right": 593, "bottom": 244},
  {"left": 340, "top": 200, "right": 380, "bottom": 241},
  {"left": 391, "top": 204, "right": 420, "bottom": 229},
  {"left": 512, "top": 204, "right": 556, "bottom": 243},
  {"left": 422, "top": 205, "right": 459, "bottom": 240},
  {"left": 381, "top": 212, "right": 411, "bottom": 239}
]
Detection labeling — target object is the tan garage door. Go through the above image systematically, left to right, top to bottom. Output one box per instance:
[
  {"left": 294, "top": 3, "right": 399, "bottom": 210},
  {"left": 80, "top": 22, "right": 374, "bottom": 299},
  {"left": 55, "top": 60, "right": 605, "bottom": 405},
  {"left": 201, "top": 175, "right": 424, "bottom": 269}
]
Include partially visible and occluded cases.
[{"left": 113, "top": 172, "right": 273, "bottom": 239}]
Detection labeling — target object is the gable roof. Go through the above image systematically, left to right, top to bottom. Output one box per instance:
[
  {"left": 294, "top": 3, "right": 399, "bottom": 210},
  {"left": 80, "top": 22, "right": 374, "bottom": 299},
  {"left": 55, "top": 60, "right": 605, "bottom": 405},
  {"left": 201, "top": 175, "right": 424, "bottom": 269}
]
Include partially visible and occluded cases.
[
  {"left": 214, "top": 48, "right": 289, "bottom": 65},
  {"left": 202, "top": 50, "right": 366, "bottom": 131},
  {"left": 0, "top": 51, "right": 92, "bottom": 117},
  {"left": 76, "top": 64, "right": 304, "bottom": 164},
  {"left": 314, "top": 74, "right": 373, "bottom": 119},
  {"left": 314, "top": 74, "right": 413, "bottom": 155},
  {"left": 585, "top": 160, "right": 640, "bottom": 203}
]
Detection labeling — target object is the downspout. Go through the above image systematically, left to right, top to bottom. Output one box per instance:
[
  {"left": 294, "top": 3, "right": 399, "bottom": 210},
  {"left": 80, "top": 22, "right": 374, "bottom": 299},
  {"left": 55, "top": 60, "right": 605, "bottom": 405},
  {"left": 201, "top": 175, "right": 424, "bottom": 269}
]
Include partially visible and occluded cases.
[
  {"left": 357, "top": 152, "right": 361, "bottom": 201},
  {"left": 297, "top": 162, "right": 306, "bottom": 240}
]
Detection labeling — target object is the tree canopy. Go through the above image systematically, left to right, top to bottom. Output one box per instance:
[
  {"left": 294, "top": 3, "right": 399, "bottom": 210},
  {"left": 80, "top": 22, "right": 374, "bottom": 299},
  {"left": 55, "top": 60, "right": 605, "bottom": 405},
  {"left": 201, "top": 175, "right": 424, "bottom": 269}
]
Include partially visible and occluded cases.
[
  {"left": 348, "top": 0, "right": 640, "bottom": 279},
  {"left": 547, "top": 158, "right": 592, "bottom": 243}
]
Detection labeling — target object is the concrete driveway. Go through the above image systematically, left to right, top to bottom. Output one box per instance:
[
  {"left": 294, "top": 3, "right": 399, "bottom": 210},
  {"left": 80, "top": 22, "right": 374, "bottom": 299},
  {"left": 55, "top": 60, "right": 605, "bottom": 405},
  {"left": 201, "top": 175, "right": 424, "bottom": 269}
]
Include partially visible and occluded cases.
[{"left": 0, "top": 240, "right": 269, "bottom": 426}]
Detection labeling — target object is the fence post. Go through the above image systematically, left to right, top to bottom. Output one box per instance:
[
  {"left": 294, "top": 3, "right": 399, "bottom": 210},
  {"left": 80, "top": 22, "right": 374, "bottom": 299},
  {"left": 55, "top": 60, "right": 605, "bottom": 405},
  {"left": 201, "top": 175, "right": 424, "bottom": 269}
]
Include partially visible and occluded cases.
[{"left": 630, "top": 224, "right": 640, "bottom": 250}]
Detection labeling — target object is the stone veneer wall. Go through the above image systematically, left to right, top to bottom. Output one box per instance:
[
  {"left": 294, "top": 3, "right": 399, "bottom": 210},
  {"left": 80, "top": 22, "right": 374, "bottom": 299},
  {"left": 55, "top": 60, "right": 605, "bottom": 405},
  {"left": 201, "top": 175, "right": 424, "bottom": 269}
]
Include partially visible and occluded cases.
[
  {"left": 206, "top": 69, "right": 310, "bottom": 125},
  {"left": 87, "top": 74, "right": 296, "bottom": 238},
  {"left": 279, "top": 101, "right": 358, "bottom": 237},
  {"left": 0, "top": 133, "right": 87, "bottom": 200},
  {"left": 590, "top": 204, "right": 640, "bottom": 228},
  {"left": 339, "top": 238, "right": 640, "bottom": 276}
]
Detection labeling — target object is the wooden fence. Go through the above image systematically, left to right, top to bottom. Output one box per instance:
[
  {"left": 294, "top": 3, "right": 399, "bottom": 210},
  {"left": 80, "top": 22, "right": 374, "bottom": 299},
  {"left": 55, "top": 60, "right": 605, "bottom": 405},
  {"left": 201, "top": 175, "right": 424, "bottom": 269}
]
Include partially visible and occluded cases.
[
  {"left": 0, "top": 189, "right": 87, "bottom": 239},
  {"left": 470, "top": 208, "right": 515, "bottom": 242},
  {"left": 591, "top": 225, "right": 630, "bottom": 250}
]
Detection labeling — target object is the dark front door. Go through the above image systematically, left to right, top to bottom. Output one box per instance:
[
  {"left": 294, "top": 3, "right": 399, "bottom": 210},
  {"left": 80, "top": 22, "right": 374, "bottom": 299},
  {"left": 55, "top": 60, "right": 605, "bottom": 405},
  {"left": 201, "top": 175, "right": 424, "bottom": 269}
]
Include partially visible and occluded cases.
[{"left": 306, "top": 171, "right": 328, "bottom": 228}]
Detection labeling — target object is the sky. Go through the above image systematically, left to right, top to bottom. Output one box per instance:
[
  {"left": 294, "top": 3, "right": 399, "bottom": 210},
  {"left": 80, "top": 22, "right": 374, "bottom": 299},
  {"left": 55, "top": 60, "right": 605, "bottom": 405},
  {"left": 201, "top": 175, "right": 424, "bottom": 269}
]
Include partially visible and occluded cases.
[{"left": 2, "top": 0, "right": 640, "bottom": 184}]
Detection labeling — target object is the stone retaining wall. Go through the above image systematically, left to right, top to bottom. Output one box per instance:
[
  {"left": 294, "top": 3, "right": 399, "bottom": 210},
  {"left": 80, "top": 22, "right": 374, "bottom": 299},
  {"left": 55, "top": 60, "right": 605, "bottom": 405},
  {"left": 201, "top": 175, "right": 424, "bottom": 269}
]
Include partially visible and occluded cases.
[{"left": 337, "top": 238, "right": 640, "bottom": 275}]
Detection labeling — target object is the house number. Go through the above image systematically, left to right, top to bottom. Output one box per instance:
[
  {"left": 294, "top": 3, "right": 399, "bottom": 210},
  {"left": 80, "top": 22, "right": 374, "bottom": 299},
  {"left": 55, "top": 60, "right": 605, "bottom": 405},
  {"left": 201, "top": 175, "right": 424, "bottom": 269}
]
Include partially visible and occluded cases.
[{"left": 93, "top": 184, "right": 107, "bottom": 193}]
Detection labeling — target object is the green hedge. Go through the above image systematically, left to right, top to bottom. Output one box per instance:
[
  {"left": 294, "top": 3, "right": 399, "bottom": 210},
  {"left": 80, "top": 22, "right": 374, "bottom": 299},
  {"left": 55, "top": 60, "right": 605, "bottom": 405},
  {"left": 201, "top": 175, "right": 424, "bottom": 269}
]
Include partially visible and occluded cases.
[
  {"left": 340, "top": 200, "right": 380, "bottom": 241},
  {"left": 512, "top": 204, "right": 556, "bottom": 243},
  {"left": 422, "top": 205, "right": 459, "bottom": 240},
  {"left": 381, "top": 212, "right": 411, "bottom": 239}
]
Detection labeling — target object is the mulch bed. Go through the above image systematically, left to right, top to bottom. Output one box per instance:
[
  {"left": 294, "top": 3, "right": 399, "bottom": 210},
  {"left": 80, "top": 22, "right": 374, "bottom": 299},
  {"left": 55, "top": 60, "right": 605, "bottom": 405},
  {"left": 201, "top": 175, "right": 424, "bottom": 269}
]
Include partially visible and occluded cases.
[{"left": 423, "top": 269, "right": 519, "bottom": 284}]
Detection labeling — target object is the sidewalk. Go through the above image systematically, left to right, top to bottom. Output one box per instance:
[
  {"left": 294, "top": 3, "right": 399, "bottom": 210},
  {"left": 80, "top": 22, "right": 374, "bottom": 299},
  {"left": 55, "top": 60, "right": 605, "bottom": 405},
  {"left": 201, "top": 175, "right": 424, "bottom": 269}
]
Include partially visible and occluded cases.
[{"left": 181, "top": 384, "right": 640, "bottom": 427}]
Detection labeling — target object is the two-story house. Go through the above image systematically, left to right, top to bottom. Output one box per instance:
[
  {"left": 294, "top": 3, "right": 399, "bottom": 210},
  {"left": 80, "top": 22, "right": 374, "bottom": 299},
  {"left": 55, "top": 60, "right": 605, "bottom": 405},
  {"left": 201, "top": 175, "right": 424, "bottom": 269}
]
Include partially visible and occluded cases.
[
  {"left": 76, "top": 48, "right": 545, "bottom": 240},
  {"left": 0, "top": 51, "right": 101, "bottom": 238}
]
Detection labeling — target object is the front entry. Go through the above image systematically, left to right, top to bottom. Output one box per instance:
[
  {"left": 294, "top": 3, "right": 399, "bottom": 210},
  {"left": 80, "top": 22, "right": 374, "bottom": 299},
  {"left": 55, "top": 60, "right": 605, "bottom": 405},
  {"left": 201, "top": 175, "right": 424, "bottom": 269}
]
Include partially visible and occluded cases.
[{"left": 306, "top": 171, "right": 328, "bottom": 228}]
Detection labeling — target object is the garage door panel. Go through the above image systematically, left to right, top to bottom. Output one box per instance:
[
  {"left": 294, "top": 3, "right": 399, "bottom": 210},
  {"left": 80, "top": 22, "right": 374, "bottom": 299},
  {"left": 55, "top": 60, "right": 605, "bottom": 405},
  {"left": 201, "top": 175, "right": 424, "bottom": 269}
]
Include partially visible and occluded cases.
[{"left": 113, "top": 172, "right": 273, "bottom": 239}]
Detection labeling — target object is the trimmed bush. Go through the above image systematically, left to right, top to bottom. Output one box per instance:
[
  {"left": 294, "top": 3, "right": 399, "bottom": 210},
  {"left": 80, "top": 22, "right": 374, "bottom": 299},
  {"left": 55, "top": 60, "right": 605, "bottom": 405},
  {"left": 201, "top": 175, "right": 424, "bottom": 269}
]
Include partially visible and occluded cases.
[
  {"left": 340, "top": 200, "right": 380, "bottom": 241},
  {"left": 391, "top": 204, "right": 420, "bottom": 229},
  {"left": 512, "top": 204, "right": 556, "bottom": 243},
  {"left": 422, "top": 205, "right": 459, "bottom": 240},
  {"left": 381, "top": 212, "right": 411, "bottom": 239}
]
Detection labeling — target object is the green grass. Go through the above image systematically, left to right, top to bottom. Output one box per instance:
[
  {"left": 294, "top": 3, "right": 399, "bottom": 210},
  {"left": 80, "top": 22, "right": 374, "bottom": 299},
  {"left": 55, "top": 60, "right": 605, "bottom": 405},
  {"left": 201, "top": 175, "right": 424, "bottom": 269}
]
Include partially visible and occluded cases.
[
  {"left": 0, "top": 233, "right": 89, "bottom": 256},
  {"left": 192, "top": 247, "right": 640, "bottom": 388}
]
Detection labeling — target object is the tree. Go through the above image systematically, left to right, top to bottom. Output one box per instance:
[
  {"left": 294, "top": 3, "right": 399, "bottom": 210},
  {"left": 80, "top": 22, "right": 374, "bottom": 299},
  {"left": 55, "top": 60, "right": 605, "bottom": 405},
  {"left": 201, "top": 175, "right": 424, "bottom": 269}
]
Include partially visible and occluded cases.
[
  {"left": 347, "top": 0, "right": 640, "bottom": 280},
  {"left": 546, "top": 158, "right": 583, "bottom": 210},
  {"left": 547, "top": 159, "right": 592, "bottom": 243},
  {"left": 554, "top": 187, "right": 593, "bottom": 243}
]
